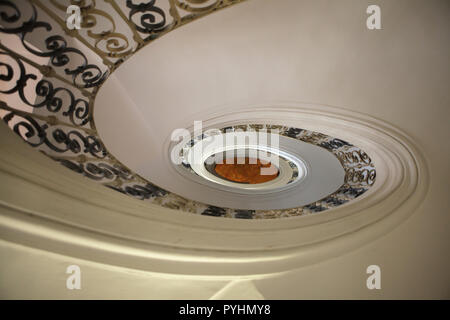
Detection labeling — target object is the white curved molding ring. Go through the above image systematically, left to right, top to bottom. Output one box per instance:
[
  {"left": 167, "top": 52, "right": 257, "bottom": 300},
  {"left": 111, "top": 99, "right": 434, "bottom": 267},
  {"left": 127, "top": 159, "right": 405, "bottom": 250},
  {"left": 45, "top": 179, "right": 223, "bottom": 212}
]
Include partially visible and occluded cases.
[{"left": 0, "top": 103, "right": 428, "bottom": 276}]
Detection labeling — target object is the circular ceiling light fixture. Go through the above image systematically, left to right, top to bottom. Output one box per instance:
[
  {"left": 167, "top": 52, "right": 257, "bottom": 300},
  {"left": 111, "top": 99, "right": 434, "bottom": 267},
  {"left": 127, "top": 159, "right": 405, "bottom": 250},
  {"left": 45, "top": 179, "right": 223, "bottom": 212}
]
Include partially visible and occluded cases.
[
  {"left": 180, "top": 135, "right": 307, "bottom": 193},
  {"left": 209, "top": 154, "right": 280, "bottom": 185}
]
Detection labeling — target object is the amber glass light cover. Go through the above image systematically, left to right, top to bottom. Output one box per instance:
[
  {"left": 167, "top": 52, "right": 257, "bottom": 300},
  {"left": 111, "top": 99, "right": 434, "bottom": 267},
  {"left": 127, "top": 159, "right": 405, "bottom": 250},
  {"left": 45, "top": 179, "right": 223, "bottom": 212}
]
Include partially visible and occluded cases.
[{"left": 214, "top": 157, "right": 279, "bottom": 184}]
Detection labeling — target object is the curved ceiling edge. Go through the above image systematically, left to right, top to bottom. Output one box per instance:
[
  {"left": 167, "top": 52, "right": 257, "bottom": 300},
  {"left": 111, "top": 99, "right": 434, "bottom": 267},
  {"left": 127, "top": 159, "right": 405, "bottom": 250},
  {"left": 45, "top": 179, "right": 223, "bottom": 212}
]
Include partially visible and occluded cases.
[
  {"left": 0, "top": 0, "right": 429, "bottom": 275},
  {"left": 0, "top": 104, "right": 429, "bottom": 276}
]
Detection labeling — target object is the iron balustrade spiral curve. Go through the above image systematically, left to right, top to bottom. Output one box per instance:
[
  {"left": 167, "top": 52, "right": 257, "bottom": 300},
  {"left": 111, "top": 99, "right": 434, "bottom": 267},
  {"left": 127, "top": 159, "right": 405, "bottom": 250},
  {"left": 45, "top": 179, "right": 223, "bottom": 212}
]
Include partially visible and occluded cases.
[{"left": 0, "top": 0, "right": 375, "bottom": 219}]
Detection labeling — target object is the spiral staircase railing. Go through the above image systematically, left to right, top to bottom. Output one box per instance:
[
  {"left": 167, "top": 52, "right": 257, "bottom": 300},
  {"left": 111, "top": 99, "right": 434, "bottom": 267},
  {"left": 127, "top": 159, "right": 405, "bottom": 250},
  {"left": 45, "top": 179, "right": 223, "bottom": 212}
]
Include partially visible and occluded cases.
[{"left": 0, "top": 0, "right": 375, "bottom": 219}]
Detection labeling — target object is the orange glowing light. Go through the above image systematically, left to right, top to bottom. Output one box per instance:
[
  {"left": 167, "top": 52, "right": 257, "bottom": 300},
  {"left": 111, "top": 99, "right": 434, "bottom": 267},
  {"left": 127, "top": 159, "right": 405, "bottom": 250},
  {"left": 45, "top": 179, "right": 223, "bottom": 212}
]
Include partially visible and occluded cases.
[{"left": 214, "top": 157, "right": 279, "bottom": 184}]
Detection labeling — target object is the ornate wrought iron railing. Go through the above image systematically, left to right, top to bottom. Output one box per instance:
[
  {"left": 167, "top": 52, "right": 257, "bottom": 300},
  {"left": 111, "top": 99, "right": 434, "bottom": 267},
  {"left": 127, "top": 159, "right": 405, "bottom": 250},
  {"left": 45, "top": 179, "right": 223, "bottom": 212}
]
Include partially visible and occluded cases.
[{"left": 0, "top": 0, "right": 375, "bottom": 219}]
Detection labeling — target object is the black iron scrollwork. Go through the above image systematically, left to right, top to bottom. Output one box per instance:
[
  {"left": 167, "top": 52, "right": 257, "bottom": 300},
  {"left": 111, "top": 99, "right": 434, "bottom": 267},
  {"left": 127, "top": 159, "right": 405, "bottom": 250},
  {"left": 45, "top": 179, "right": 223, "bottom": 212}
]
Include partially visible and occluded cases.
[
  {"left": 0, "top": 0, "right": 107, "bottom": 88},
  {"left": 126, "top": 0, "right": 168, "bottom": 34},
  {"left": 0, "top": 51, "right": 90, "bottom": 126},
  {"left": 2, "top": 110, "right": 106, "bottom": 158},
  {"left": 320, "top": 138, "right": 352, "bottom": 151},
  {"left": 337, "top": 150, "right": 372, "bottom": 166},
  {"left": 55, "top": 159, "right": 133, "bottom": 181},
  {"left": 345, "top": 167, "right": 376, "bottom": 186},
  {"left": 109, "top": 183, "right": 168, "bottom": 200},
  {"left": 202, "top": 205, "right": 227, "bottom": 217}
]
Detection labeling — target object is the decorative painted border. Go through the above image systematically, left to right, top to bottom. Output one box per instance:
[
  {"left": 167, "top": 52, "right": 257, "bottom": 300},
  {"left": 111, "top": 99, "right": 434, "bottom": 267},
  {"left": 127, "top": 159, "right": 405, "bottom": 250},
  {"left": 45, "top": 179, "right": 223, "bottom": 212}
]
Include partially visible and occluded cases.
[{"left": 0, "top": 0, "right": 375, "bottom": 219}]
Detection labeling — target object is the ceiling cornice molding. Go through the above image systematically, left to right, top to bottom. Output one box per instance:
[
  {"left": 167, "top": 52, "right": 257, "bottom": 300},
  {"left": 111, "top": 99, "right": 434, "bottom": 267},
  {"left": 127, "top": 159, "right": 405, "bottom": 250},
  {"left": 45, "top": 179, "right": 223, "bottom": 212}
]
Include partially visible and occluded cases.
[{"left": 0, "top": 101, "right": 429, "bottom": 276}]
